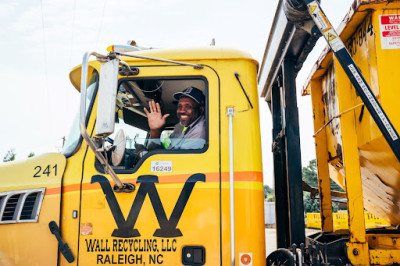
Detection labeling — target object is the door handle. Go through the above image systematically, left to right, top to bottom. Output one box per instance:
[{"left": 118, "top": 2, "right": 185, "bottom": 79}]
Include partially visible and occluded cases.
[{"left": 49, "top": 221, "right": 74, "bottom": 263}]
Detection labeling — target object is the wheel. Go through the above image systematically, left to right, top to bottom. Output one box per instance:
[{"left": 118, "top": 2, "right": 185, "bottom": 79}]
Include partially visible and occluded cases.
[{"left": 266, "top": 249, "right": 295, "bottom": 266}]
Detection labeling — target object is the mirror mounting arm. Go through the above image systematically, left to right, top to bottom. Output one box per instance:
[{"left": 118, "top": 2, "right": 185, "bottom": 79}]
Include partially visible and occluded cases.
[
  {"left": 79, "top": 51, "right": 125, "bottom": 189},
  {"left": 115, "top": 52, "right": 204, "bottom": 69}
]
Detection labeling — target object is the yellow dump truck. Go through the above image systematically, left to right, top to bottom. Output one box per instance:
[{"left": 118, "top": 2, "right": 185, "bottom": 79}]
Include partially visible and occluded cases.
[
  {"left": 3, "top": 0, "right": 400, "bottom": 265},
  {"left": 0, "top": 47, "right": 265, "bottom": 265}
]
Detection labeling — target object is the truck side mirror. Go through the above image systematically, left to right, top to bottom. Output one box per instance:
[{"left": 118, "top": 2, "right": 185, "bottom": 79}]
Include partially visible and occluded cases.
[
  {"left": 79, "top": 52, "right": 125, "bottom": 190},
  {"left": 95, "top": 59, "right": 120, "bottom": 137}
]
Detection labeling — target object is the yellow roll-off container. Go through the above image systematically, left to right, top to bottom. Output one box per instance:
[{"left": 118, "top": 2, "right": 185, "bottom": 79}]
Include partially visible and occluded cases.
[{"left": 304, "top": 0, "right": 400, "bottom": 264}]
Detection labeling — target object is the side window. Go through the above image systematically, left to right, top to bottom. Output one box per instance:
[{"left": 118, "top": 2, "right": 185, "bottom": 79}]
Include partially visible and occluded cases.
[{"left": 97, "top": 77, "right": 208, "bottom": 172}]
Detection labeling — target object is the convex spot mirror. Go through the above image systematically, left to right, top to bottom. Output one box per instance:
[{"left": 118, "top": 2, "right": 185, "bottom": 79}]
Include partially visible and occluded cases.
[{"left": 96, "top": 59, "right": 120, "bottom": 137}]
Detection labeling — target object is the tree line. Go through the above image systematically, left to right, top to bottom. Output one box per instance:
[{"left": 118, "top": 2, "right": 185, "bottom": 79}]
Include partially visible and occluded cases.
[
  {"left": 2, "top": 149, "right": 34, "bottom": 163},
  {"left": 264, "top": 159, "right": 346, "bottom": 213}
]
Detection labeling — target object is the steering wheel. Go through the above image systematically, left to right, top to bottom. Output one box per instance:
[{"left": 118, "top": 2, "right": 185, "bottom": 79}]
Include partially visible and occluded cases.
[{"left": 111, "top": 129, "right": 126, "bottom": 166}]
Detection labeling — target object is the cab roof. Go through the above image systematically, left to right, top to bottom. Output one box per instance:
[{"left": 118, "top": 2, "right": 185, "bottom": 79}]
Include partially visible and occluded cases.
[
  {"left": 70, "top": 46, "right": 258, "bottom": 91},
  {"left": 122, "top": 46, "right": 257, "bottom": 62}
]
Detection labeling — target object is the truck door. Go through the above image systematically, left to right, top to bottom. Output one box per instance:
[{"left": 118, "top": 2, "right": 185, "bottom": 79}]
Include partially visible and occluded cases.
[{"left": 77, "top": 64, "right": 221, "bottom": 265}]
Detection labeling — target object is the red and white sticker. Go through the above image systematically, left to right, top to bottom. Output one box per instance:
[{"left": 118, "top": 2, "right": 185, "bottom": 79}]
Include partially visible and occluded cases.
[
  {"left": 379, "top": 14, "right": 400, "bottom": 49},
  {"left": 81, "top": 223, "right": 93, "bottom": 235},
  {"left": 239, "top": 253, "right": 252, "bottom": 266}
]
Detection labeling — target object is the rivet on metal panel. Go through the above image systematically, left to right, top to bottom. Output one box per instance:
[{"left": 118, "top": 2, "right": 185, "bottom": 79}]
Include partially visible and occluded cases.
[
  {"left": 227, "top": 107, "right": 236, "bottom": 116},
  {"left": 353, "top": 248, "right": 360, "bottom": 256}
]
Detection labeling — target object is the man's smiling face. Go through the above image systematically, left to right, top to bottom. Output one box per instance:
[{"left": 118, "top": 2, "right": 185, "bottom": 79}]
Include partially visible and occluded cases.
[{"left": 177, "top": 96, "right": 202, "bottom": 126}]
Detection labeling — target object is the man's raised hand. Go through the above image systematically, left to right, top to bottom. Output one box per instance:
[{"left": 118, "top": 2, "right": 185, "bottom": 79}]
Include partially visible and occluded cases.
[{"left": 144, "top": 101, "right": 170, "bottom": 138}]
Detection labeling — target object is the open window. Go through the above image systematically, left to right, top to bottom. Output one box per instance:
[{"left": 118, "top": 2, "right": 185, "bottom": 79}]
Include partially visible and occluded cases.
[{"left": 96, "top": 77, "right": 208, "bottom": 173}]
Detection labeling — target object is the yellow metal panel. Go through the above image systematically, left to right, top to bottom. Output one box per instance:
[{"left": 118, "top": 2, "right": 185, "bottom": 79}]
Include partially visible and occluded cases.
[
  {"left": 305, "top": 1, "right": 400, "bottom": 264},
  {"left": 307, "top": 1, "right": 400, "bottom": 226},
  {"left": 358, "top": 1, "right": 400, "bottom": 13},
  {"left": 375, "top": 7, "right": 400, "bottom": 119},
  {"left": 347, "top": 13, "right": 381, "bottom": 147},
  {"left": 121, "top": 47, "right": 258, "bottom": 66},
  {"left": 335, "top": 55, "right": 370, "bottom": 264},
  {"left": 335, "top": 55, "right": 367, "bottom": 241},
  {"left": 68, "top": 56, "right": 265, "bottom": 266},
  {"left": 218, "top": 59, "right": 265, "bottom": 265},
  {"left": 69, "top": 63, "right": 98, "bottom": 91},
  {"left": 78, "top": 63, "right": 221, "bottom": 265},
  {"left": 320, "top": 64, "right": 344, "bottom": 175},
  {"left": 310, "top": 78, "right": 334, "bottom": 232},
  {"left": 60, "top": 144, "right": 92, "bottom": 266},
  {"left": 0, "top": 153, "right": 66, "bottom": 265},
  {"left": 0, "top": 153, "right": 65, "bottom": 191},
  {"left": 328, "top": 164, "right": 346, "bottom": 191},
  {"left": 0, "top": 196, "right": 61, "bottom": 265},
  {"left": 306, "top": 212, "right": 390, "bottom": 230},
  {"left": 306, "top": 213, "right": 322, "bottom": 229},
  {"left": 334, "top": 213, "right": 350, "bottom": 230},
  {"left": 368, "top": 234, "right": 400, "bottom": 249},
  {"left": 346, "top": 242, "right": 370, "bottom": 265},
  {"left": 370, "top": 249, "right": 400, "bottom": 265}
]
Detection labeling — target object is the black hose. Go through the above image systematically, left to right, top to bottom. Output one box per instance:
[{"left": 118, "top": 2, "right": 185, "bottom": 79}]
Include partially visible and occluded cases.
[{"left": 283, "top": 0, "right": 320, "bottom": 23}]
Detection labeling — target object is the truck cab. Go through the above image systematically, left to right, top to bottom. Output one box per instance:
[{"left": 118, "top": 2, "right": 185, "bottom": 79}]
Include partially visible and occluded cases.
[{"left": 0, "top": 46, "right": 265, "bottom": 265}]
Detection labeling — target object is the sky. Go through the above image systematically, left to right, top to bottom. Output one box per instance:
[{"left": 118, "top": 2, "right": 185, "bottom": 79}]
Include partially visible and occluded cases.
[{"left": 0, "top": 0, "right": 353, "bottom": 186}]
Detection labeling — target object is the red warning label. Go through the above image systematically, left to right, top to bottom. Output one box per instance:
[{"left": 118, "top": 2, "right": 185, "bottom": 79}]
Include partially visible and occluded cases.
[
  {"left": 380, "top": 14, "right": 400, "bottom": 49},
  {"left": 380, "top": 14, "right": 400, "bottom": 24},
  {"left": 382, "top": 31, "right": 400, "bottom": 37}
]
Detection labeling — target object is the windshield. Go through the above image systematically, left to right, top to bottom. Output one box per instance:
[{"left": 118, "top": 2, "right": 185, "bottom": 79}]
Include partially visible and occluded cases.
[{"left": 62, "top": 70, "right": 98, "bottom": 156}]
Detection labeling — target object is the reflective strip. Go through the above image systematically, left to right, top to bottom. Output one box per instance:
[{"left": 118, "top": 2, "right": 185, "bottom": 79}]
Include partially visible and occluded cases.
[{"left": 161, "top": 137, "right": 171, "bottom": 149}]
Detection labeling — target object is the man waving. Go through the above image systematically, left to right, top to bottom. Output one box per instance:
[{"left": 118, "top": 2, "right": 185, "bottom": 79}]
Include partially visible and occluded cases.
[{"left": 144, "top": 87, "right": 206, "bottom": 150}]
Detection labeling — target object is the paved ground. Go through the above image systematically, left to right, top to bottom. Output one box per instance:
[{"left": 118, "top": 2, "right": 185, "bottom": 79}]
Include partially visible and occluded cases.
[
  {"left": 265, "top": 228, "right": 320, "bottom": 256},
  {"left": 265, "top": 228, "right": 278, "bottom": 256}
]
